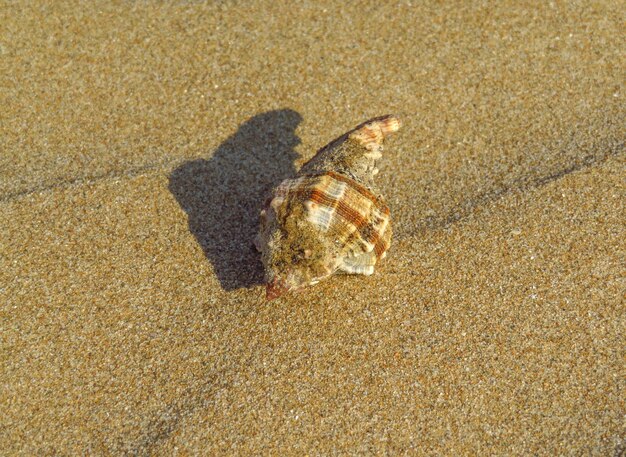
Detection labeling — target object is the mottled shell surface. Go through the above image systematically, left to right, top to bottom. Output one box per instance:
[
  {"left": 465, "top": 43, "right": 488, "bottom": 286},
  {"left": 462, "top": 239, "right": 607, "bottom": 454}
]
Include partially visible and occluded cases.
[{"left": 257, "top": 115, "right": 401, "bottom": 299}]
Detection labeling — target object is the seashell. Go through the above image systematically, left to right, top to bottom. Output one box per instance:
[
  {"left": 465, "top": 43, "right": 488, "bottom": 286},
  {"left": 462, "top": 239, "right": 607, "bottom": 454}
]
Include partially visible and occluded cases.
[{"left": 256, "top": 115, "right": 401, "bottom": 300}]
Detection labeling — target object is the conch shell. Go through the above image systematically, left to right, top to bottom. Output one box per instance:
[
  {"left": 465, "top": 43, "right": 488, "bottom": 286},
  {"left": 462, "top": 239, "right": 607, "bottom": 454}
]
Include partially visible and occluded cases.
[{"left": 256, "top": 115, "right": 401, "bottom": 300}]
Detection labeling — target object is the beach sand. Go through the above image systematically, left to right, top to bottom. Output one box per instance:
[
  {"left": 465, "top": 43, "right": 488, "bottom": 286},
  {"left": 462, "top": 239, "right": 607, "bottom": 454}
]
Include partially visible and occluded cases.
[{"left": 1, "top": 1, "right": 624, "bottom": 454}]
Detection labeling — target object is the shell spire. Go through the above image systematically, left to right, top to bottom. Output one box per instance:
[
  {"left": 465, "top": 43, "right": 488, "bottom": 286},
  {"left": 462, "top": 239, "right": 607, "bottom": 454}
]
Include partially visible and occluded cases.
[
  {"left": 347, "top": 114, "right": 402, "bottom": 150},
  {"left": 256, "top": 115, "right": 401, "bottom": 300},
  {"left": 299, "top": 115, "right": 401, "bottom": 190}
]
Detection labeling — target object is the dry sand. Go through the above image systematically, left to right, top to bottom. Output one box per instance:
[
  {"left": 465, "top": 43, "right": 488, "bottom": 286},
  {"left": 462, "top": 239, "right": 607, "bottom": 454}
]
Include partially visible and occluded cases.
[{"left": 1, "top": 1, "right": 624, "bottom": 455}]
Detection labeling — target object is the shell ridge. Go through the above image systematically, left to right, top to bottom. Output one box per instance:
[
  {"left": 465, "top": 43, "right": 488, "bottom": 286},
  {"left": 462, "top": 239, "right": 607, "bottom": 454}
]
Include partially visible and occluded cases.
[{"left": 301, "top": 172, "right": 390, "bottom": 258}]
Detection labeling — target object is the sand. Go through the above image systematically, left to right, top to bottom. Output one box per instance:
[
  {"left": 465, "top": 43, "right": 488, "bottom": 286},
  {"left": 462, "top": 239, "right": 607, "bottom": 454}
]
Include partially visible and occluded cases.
[{"left": 1, "top": 1, "right": 624, "bottom": 455}]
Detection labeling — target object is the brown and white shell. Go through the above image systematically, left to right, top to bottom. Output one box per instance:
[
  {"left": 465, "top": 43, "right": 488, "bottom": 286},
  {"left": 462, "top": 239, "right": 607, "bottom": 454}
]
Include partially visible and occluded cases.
[{"left": 256, "top": 115, "right": 401, "bottom": 300}]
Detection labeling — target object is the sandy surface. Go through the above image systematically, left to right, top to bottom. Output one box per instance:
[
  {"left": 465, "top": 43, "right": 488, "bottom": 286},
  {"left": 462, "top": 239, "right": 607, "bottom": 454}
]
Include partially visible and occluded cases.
[{"left": 1, "top": 1, "right": 624, "bottom": 455}]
